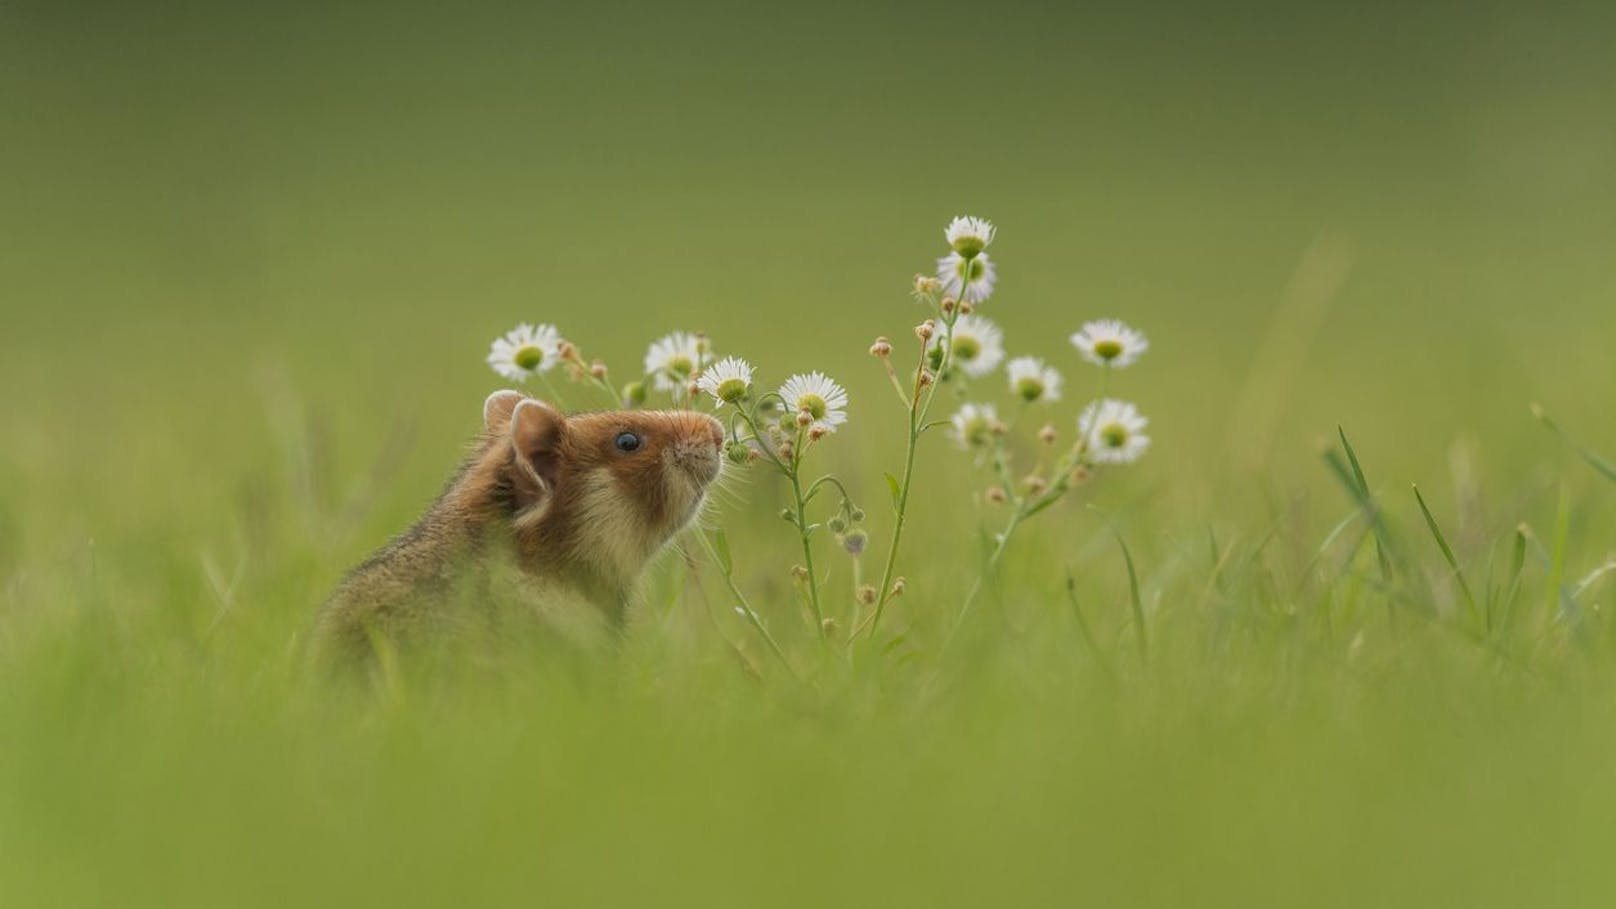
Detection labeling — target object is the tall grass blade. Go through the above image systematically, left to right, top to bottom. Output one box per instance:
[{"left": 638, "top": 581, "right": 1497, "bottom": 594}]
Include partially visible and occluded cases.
[
  {"left": 1532, "top": 403, "right": 1616, "bottom": 485},
  {"left": 1412, "top": 484, "right": 1483, "bottom": 630},
  {"left": 1089, "top": 506, "right": 1147, "bottom": 663}
]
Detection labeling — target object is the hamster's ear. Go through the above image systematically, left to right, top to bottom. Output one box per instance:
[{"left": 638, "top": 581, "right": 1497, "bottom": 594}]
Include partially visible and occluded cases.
[
  {"left": 483, "top": 390, "right": 525, "bottom": 432},
  {"left": 509, "top": 399, "right": 566, "bottom": 492}
]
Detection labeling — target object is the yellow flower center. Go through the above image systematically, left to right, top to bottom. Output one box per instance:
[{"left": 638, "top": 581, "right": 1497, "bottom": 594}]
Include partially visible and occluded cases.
[
  {"left": 952, "top": 236, "right": 985, "bottom": 258},
  {"left": 952, "top": 335, "right": 982, "bottom": 361},
  {"left": 1093, "top": 339, "right": 1123, "bottom": 361},
  {"left": 514, "top": 345, "right": 544, "bottom": 370},
  {"left": 667, "top": 355, "right": 694, "bottom": 377},
  {"left": 715, "top": 377, "right": 748, "bottom": 403},
  {"left": 1015, "top": 377, "right": 1044, "bottom": 401},
  {"left": 797, "top": 393, "right": 828, "bottom": 421},
  {"left": 962, "top": 417, "right": 992, "bottom": 447},
  {"left": 1100, "top": 422, "right": 1129, "bottom": 448}
]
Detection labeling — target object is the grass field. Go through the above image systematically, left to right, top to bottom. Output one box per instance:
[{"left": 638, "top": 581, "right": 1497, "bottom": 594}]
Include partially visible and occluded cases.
[{"left": 4, "top": 2, "right": 1616, "bottom": 906}]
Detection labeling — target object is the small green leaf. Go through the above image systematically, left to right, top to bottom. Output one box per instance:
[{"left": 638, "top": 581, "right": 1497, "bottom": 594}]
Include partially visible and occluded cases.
[{"left": 885, "top": 472, "right": 902, "bottom": 511}]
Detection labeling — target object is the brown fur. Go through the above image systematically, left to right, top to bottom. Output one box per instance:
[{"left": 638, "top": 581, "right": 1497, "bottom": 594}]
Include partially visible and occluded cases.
[{"left": 313, "top": 391, "right": 724, "bottom": 665}]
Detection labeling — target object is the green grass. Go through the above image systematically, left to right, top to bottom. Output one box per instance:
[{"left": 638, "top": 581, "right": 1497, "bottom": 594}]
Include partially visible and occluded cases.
[{"left": 6, "top": 1, "right": 1616, "bottom": 905}]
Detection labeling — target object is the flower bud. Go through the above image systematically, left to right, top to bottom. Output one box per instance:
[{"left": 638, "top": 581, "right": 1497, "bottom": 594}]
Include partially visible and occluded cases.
[
  {"left": 913, "top": 274, "right": 941, "bottom": 295},
  {"left": 940, "top": 298, "right": 957, "bottom": 316},
  {"left": 958, "top": 300, "right": 975, "bottom": 315},
  {"left": 915, "top": 320, "right": 935, "bottom": 341},
  {"left": 869, "top": 337, "right": 893, "bottom": 358},
  {"left": 559, "top": 341, "right": 580, "bottom": 362},
  {"left": 590, "top": 361, "right": 609, "bottom": 380},
  {"left": 918, "top": 369, "right": 936, "bottom": 388},
  {"left": 622, "top": 381, "right": 647, "bottom": 406},
  {"left": 795, "top": 411, "right": 813, "bottom": 428},
  {"left": 1039, "top": 424, "right": 1058, "bottom": 446},
  {"left": 808, "top": 425, "right": 828, "bottom": 442},
  {"left": 726, "top": 441, "right": 751, "bottom": 464},
  {"left": 1071, "top": 465, "right": 1093, "bottom": 485},
  {"left": 1024, "top": 475, "right": 1048, "bottom": 496},
  {"left": 986, "top": 487, "right": 1007, "bottom": 504},
  {"left": 849, "top": 507, "right": 865, "bottom": 523},
  {"left": 780, "top": 508, "right": 795, "bottom": 521},
  {"left": 828, "top": 516, "right": 847, "bottom": 533},
  {"left": 843, "top": 530, "right": 868, "bottom": 556},
  {"left": 791, "top": 565, "right": 809, "bottom": 581},
  {"left": 889, "top": 577, "right": 906, "bottom": 598},
  {"left": 857, "top": 585, "right": 877, "bottom": 606},
  {"left": 821, "top": 617, "right": 840, "bottom": 639}
]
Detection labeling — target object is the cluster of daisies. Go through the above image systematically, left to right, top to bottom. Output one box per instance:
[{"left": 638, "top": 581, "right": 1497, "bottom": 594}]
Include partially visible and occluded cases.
[
  {"left": 484, "top": 213, "right": 1148, "bottom": 482},
  {"left": 899, "top": 216, "right": 1153, "bottom": 470},
  {"left": 486, "top": 323, "right": 848, "bottom": 440}
]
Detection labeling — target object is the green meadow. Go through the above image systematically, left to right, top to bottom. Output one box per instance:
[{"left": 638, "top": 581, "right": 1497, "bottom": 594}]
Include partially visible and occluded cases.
[{"left": 4, "top": 2, "right": 1616, "bottom": 905}]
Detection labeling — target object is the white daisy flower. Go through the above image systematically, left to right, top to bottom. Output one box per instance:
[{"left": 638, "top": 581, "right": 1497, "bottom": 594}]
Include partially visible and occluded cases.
[
  {"left": 944, "top": 215, "right": 995, "bottom": 258},
  {"left": 936, "top": 251, "right": 997, "bottom": 305},
  {"left": 929, "top": 314, "right": 1005, "bottom": 378},
  {"left": 1070, "top": 319, "right": 1150, "bottom": 368},
  {"left": 487, "top": 323, "right": 564, "bottom": 382},
  {"left": 644, "top": 331, "right": 711, "bottom": 391},
  {"left": 696, "top": 356, "right": 754, "bottom": 405},
  {"left": 1006, "top": 356, "right": 1062, "bottom": 403},
  {"left": 778, "top": 371, "right": 849, "bottom": 434},
  {"left": 1079, "top": 399, "right": 1151, "bottom": 464},
  {"left": 948, "top": 402, "right": 999, "bottom": 450}
]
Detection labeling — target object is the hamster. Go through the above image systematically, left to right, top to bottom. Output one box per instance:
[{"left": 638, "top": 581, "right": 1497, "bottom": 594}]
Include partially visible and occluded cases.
[{"left": 313, "top": 390, "right": 726, "bottom": 664}]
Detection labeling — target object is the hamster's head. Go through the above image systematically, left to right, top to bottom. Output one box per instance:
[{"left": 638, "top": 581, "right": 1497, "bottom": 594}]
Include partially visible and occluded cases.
[{"left": 481, "top": 391, "right": 725, "bottom": 590}]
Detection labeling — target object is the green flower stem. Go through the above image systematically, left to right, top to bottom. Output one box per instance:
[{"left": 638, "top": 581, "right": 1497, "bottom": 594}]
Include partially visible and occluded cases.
[
  {"left": 864, "top": 309, "right": 959, "bottom": 642},
  {"left": 943, "top": 363, "right": 1115, "bottom": 651},
  {"left": 537, "top": 372, "right": 568, "bottom": 408},
  {"left": 735, "top": 405, "right": 828, "bottom": 642},
  {"left": 788, "top": 425, "right": 828, "bottom": 640},
  {"left": 943, "top": 508, "right": 1026, "bottom": 651},
  {"left": 694, "top": 530, "right": 798, "bottom": 679}
]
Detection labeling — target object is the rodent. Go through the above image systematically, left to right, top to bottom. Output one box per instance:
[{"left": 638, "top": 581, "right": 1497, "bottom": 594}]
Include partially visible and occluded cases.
[{"left": 313, "top": 390, "right": 726, "bottom": 664}]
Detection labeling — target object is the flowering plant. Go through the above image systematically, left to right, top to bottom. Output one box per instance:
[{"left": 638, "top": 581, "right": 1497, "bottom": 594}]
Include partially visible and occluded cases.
[{"left": 480, "top": 215, "right": 1152, "bottom": 670}]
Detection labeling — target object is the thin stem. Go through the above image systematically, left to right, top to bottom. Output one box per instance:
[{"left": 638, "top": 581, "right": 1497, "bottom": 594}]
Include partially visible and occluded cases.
[
  {"left": 864, "top": 310, "right": 958, "bottom": 641},
  {"left": 789, "top": 426, "right": 827, "bottom": 639},
  {"left": 942, "top": 508, "right": 1024, "bottom": 652},
  {"left": 693, "top": 531, "right": 799, "bottom": 680}
]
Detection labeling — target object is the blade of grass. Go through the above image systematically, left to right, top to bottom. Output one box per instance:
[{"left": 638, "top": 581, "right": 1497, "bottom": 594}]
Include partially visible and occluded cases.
[
  {"left": 1533, "top": 403, "right": 1616, "bottom": 485},
  {"left": 1412, "top": 484, "right": 1483, "bottom": 630},
  {"left": 1088, "top": 505, "right": 1147, "bottom": 663},
  {"left": 1063, "top": 568, "right": 1114, "bottom": 679}
]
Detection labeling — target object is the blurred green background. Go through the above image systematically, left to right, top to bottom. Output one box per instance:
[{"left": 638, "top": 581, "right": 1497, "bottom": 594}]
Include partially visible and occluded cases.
[
  {"left": 5, "top": 0, "right": 1614, "bottom": 531},
  {"left": 4, "top": 1, "right": 1616, "bottom": 906}
]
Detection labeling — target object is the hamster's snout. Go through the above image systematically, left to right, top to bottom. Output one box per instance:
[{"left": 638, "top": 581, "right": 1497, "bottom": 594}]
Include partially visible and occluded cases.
[{"left": 669, "top": 413, "right": 725, "bottom": 484}]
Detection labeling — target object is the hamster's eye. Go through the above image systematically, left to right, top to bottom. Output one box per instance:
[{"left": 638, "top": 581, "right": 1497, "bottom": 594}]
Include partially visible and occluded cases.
[{"left": 614, "top": 431, "right": 643, "bottom": 453}]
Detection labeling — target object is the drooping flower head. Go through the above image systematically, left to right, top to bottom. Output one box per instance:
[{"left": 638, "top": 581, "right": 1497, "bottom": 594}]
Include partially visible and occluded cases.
[
  {"left": 944, "top": 216, "right": 996, "bottom": 258},
  {"left": 936, "top": 251, "right": 997, "bottom": 305},
  {"left": 929, "top": 314, "right": 1005, "bottom": 378},
  {"left": 1071, "top": 319, "right": 1149, "bottom": 368},
  {"left": 487, "top": 323, "right": 564, "bottom": 382},
  {"left": 644, "top": 331, "right": 712, "bottom": 391},
  {"left": 696, "top": 356, "right": 754, "bottom": 405},
  {"left": 1006, "top": 356, "right": 1062, "bottom": 403},
  {"left": 778, "top": 371, "right": 849, "bottom": 434},
  {"left": 1079, "top": 399, "right": 1151, "bottom": 464},
  {"left": 949, "top": 403, "right": 999, "bottom": 450}
]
